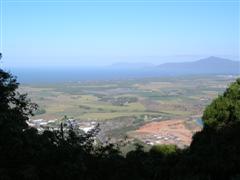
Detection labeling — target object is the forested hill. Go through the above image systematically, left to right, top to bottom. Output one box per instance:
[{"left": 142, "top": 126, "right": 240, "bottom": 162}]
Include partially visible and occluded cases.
[
  {"left": 158, "top": 56, "right": 239, "bottom": 75},
  {"left": 0, "top": 65, "right": 240, "bottom": 179}
]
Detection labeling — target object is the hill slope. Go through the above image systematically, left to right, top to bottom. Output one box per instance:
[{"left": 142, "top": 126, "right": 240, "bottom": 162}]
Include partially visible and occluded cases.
[{"left": 158, "top": 56, "right": 239, "bottom": 75}]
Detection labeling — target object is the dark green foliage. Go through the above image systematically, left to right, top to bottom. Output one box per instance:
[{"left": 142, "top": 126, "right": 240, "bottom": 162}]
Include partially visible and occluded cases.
[
  {"left": 0, "top": 61, "right": 239, "bottom": 180},
  {"left": 0, "top": 70, "right": 37, "bottom": 132},
  {"left": 172, "top": 78, "right": 240, "bottom": 179},
  {"left": 203, "top": 79, "right": 240, "bottom": 128},
  {"left": 150, "top": 144, "right": 178, "bottom": 156}
]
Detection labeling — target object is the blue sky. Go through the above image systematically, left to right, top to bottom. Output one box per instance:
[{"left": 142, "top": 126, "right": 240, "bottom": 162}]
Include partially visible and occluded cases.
[{"left": 0, "top": 0, "right": 239, "bottom": 67}]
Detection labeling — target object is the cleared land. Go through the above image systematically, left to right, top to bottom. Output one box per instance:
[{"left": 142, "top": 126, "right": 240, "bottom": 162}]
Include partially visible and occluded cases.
[{"left": 130, "top": 119, "right": 202, "bottom": 148}]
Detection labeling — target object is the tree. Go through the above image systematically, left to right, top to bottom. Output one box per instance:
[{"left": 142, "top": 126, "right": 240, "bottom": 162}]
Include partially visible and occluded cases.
[
  {"left": 0, "top": 54, "right": 40, "bottom": 179},
  {"left": 0, "top": 70, "right": 37, "bottom": 134},
  {"left": 181, "top": 78, "right": 240, "bottom": 179},
  {"left": 202, "top": 78, "right": 240, "bottom": 129}
]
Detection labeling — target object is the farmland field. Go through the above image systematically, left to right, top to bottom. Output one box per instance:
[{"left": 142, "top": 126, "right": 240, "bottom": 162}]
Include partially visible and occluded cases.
[{"left": 20, "top": 75, "right": 237, "bottom": 145}]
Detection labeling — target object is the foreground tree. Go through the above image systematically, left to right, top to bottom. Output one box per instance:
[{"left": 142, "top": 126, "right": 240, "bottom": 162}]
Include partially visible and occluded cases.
[
  {"left": 0, "top": 54, "right": 40, "bottom": 179},
  {"left": 173, "top": 79, "right": 240, "bottom": 179}
]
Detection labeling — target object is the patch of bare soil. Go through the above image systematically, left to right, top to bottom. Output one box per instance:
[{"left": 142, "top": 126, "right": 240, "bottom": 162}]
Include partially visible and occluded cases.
[{"left": 132, "top": 119, "right": 201, "bottom": 148}]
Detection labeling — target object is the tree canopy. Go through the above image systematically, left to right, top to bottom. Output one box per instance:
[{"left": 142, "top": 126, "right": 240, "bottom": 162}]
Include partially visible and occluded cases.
[{"left": 203, "top": 79, "right": 240, "bottom": 129}]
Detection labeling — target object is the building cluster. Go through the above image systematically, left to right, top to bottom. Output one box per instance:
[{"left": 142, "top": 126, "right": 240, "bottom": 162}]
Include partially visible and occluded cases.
[
  {"left": 27, "top": 119, "right": 97, "bottom": 133},
  {"left": 143, "top": 133, "right": 183, "bottom": 146}
]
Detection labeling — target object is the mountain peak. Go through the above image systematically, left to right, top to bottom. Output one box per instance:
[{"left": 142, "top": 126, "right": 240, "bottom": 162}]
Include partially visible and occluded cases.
[
  {"left": 158, "top": 56, "right": 239, "bottom": 75},
  {"left": 197, "top": 56, "right": 232, "bottom": 63},
  {"left": 206, "top": 56, "right": 219, "bottom": 59}
]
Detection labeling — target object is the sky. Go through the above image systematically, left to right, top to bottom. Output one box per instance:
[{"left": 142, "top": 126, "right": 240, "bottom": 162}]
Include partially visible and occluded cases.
[{"left": 0, "top": 0, "right": 239, "bottom": 67}]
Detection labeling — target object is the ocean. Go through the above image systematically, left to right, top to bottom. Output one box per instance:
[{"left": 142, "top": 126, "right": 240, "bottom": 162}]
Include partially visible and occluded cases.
[{"left": 5, "top": 67, "right": 171, "bottom": 83}]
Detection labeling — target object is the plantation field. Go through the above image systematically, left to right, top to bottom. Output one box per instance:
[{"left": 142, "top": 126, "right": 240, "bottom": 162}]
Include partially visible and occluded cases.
[
  {"left": 19, "top": 75, "right": 237, "bottom": 141},
  {"left": 20, "top": 75, "right": 234, "bottom": 121}
]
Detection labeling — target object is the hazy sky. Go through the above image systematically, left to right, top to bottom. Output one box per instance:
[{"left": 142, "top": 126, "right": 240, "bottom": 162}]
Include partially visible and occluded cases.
[{"left": 1, "top": 0, "right": 239, "bottom": 67}]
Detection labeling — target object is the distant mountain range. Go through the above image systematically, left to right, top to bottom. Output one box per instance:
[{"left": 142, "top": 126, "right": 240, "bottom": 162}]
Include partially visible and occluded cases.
[
  {"left": 109, "top": 56, "right": 239, "bottom": 75},
  {"left": 157, "top": 56, "right": 239, "bottom": 75}
]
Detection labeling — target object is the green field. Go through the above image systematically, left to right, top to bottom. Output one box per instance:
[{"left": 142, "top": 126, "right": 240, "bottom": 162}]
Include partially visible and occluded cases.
[{"left": 20, "top": 75, "right": 236, "bottom": 122}]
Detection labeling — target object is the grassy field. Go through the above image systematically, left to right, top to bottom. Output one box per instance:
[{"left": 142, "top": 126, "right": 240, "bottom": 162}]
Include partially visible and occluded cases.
[{"left": 20, "top": 75, "right": 236, "bottom": 123}]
